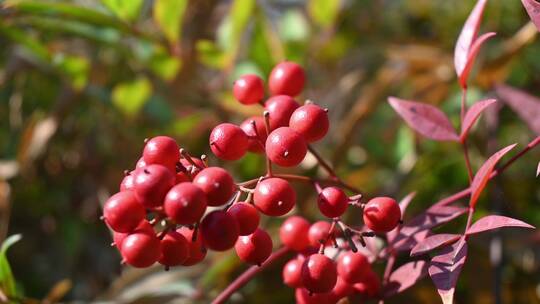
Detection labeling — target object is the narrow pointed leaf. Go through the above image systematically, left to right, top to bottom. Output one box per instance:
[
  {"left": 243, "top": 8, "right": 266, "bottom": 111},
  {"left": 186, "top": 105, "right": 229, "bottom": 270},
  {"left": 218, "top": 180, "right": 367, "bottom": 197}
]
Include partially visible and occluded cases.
[
  {"left": 101, "top": 0, "right": 143, "bottom": 21},
  {"left": 153, "top": 0, "right": 188, "bottom": 44},
  {"left": 454, "top": 0, "right": 488, "bottom": 78},
  {"left": 522, "top": 0, "right": 540, "bottom": 31},
  {"left": 458, "top": 32, "right": 496, "bottom": 88},
  {"left": 495, "top": 84, "right": 540, "bottom": 135},
  {"left": 388, "top": 97, "right": 459, "bottom": 142},
  {"left": 460, "top": 99, "right": 497, "bottom": 140},
  {"left": 470, "top": 144, "right": 516, "bottom": 208},
  {"left": 537, "top": 161, "right": 540, "bottom": 177},
  {"left": 398, "top": 191, "right": 417, "bottom": 215},
  {"left": 466, "top": 215, "right": 535, "bottom": 235},
  {"left": 0, "top": 234, "right": 22, "bottom": 298},
  {"left": 411, "top": 234, "right": 461, "bottom": 257},
  {"left": 428, "top": 241, "right": 468, "bottom": 304},
  {"left": 384, "top": 260, "right": 429, "bottom": 298}
]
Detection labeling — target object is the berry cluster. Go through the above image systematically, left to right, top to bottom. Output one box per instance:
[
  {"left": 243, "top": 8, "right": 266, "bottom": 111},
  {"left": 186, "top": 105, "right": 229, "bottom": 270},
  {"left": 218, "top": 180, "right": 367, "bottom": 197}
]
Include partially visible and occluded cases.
[{"left": 102, "top": 61, "right": 402, "bottom": 303}]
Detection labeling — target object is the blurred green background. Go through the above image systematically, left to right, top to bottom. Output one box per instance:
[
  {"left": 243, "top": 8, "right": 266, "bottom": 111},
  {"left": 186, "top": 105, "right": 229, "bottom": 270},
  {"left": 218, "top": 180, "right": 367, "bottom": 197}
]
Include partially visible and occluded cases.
[{"left": 0, "top": 0, "right": 539, "bottom": 303}]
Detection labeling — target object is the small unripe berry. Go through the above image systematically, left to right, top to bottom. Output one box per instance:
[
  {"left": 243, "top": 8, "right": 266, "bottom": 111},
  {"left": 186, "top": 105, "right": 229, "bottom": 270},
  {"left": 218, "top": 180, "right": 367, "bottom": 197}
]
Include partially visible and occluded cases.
[
  {"left": 269, "top": 62, "right": 305, "bottom": 97},
  {"left": 233, "top": 74, "right": 265, "bottom": 105},
  {"left": 264, "top": 95, "right": 300, "bottom": 130},
  {"left": 289, "top": 104, "right": 329, "bottom": 142},
  {"left": 240, "top": 116, "right": 267, "bottom": 154},
  {"left": 209, "top": 123, "right": 249, "bottom": 161},
  {"left": 265, "top": 127, "right": 307, "bottom": 167},
  {"left": 143, "top": 136, "right": 180, "bottom": 169},
  {"left": 133, "top": 164, "right": 175, "bottom": 208},
  {"left": 193, "top": 167, "right": 235, "bottom": 206},
  {"left": 254, "top": 178, "right": 296, "bottom": 216},
  {"left": 164, "top": 183, "right": 207, "bottom": 225},
  {"left": 317, "top": 187, "right": 349, "bottom": 218},
  {"left": 103, "top": 191, "right": 145, "bottom": 233},
  {"left": 363, "top": 197, "right": 401, "bottom": 232},
  {"left": 227, "top": 202, "right": 260, "bottom": 236},
  {"left": 200, "top": 210, "right": 239, "bottom": 251},
  {"left": 280, "top": 216, "right": 310, "bottom": 251},
  {"left": 113, "top": 220, "right": 154, "bottom": 250},
  {"left": 308, "top": 221, "right": 333, "bottom": 247},
  {"left": 177, "top": 227, "right": 207, "bottom": 266},
  {"left": 235, "top": 228, "right": 273, "bottom": 265},
  {"left": 159, "top": 231, "right": 189, "bottom": 267},
  {"left": 121, "top": 232, "right": 160, "bottom": 268},
  {"left": 337, "top": 251, "right": 370, "bottom": 284},
  {"left": 301, "top": 253, "right": 338, "bottom": 293},
  {"left": 283, "top": 257, "right": 305, "bottom": 288},
  {"left": 352, "top": 269, "right": 380, "bottom": 298},
  {"left": 295, "top": 288, "right": 332, "bottom": 304}
]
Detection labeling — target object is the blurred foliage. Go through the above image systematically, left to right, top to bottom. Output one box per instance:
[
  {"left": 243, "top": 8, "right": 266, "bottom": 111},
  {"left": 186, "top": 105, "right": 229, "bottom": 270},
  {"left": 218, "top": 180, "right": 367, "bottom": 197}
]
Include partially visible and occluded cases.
[{"left": 0, "top": 0, "right": 539, "bottom": 303}]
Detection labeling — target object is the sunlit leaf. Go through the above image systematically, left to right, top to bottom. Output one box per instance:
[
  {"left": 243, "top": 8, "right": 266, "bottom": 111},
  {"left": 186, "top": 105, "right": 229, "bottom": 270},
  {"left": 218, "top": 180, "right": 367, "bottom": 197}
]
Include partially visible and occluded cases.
[
  {"left": 101, "top": 0, "right": 143, "bottom": 21},
  {"left": 153, "top": 0, "right": 187, "bottom": 44},
  {"left": 308, "top": 0, "right": 340, "bottom": 28},
  {"left": 522, "top": 0, "right": 540, "bottom": 32},
  {"left": 279, "top": 10, "right": 310, "bottom": 42},
  {"left": 458, "top": 32, "right": 496, "bottom": 88},
  {"left": 196, "top": 40, "right": 227, "bottom": 69},
  {"left": 149, "top": 52, "right": 181, "bottom": 81},
  {"left": 53, "top": 54, "right": 90, "bottom": 90},
  {"left": 112, "top": 78, "right": 152, "bottom": 117},
  {"left": 460, "top": 99, "right": 497, "bottom": 141},
  {"left": 466, "top": 215, "right": 535, "bottom": 235},
  {"left": 411, "top": 234, "right": 461, "bottom": 257},
  {"left": 0, "top": 235, "right": 22, "bottom": 298},
  {"left": 428, "top": 241, "right": 467, "bottom": 304},
  {"left": 384, "top": 260, "right": 428, "bottom": 298}
]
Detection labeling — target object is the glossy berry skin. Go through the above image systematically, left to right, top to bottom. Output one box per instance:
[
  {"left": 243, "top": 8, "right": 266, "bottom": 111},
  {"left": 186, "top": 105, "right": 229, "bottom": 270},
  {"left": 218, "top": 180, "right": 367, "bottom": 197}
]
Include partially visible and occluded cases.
[
  {"left": 269, "top": 61, "right": 305, "bottom": 97},
  {"left": 233, "top": 74, "right": 265, "bottom": 105},
  {"left": 264, "top": 95, "right": 300, "bottom": 130},
  {"left": 289, "top": 104, "right": 329, "bottom": 143},
  {"left": 240, "top": 116, "right": 267, "bottom": 154},
  {"left": 209, "top": 123, "right": 249, "bottom": 161},
  {"left": 265, "top": 127, "right": 307, "bottom": 167},
  {"left": 143, "top": 136, "right": 180, "bottom": 169},
  {"left": 135, "top": 157, "right": 147, "bottom": 169},
  {"left": 133, "top": 164, "right": 175, "bottom": 208},
  {"left": 193, "top": 167, "right": 235, "bottom": 206},
  {"left": 120, "top": 171, "right": 136, "bottom": 191},
  {"left": 254, "top": 178, "right": 296, "bottom": 216},
  {"left": 164, "top": 183, "right": 207, "bottom": 225},
  {"left": 317, "top": 187, "right": 349, "bottom": 218},
  {"left": 103, "top": 191, "right": 145, "bottom": 233},
  {"left": 363, "top": 197, "right": 401, "bottom": 232},
  {"left": 227, "top": 202, "right": 260, "bottom": 236},
  {"left": 200, "top": 210, "right": 239, "bottom": 251},
  {"left": 279, "top": 216, "right": 310, "bottom": 251},
  {"left": 113, "top": 220, "right": 154, "bottom": 250},
  {"left": 308, "top": 221, "right": 333, "bottom": 247},
  {"left": 177, "top": 227, "right": 207, "bottom": 266},
  {"left": 235, "top": 228, "right": 273, "bottom": 265},
  {"left": 159, "top": 231, "right": 189, "bottom": 267},
  {"left": 121, "top": 232, "right": 160, "bottom": 268},
  {"left": 337, "top": 251, "right": 370, "bottom": 284},
  {"left": 301, "top": 253, "right": 338, "bottom": 293},
  {"left": 283, "top": 257, "right": 305, "bottom": 288},
  {"left": 352, "top": 269, "right": 380, "bottom": 298},
  {"left": 329, "top": 277, "right": 355, "bottom": 302},
  {"left": 295, "top": 288, "right": 332, "bottom": 304}
]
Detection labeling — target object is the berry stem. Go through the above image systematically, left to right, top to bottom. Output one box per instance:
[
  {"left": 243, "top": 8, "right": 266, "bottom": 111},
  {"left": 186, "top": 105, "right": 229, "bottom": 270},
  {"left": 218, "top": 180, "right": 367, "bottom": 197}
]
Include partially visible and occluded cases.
[
  {"left": 180, "top": 148, "right": 204, "bottom": 169},
  {"left": 318, "top": 220, "right": 337, "bottom": 254}
]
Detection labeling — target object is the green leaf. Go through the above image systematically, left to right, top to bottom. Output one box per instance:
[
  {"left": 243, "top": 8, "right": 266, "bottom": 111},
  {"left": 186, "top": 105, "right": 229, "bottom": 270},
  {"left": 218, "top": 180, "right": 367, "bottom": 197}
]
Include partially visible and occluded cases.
[
  {"left": 101, "top": 0, "right": 143, "bottom": 21},
  {"left": 153, "top": 0, "right": 188, "bottom": 44},
  {"left": 216, "top": 0, "right": 255, "bottom": 65},
  {"left": 308, "top": 0, "right": 340, "bottom": 28},
  {"left": 279, "top": 10, "right": 309, "bottom": 42},
  {"left": 0, "top": 24, "right": 50, "bottom": 61},
  {"left": 196, "top": 40, "right": 226, "bottom": 69},
  {"left": 149, "top": 52, "right": 181, "bottom": 81},
  {"left": 53, "top": 54, "right": 90, "bottom": 90},
  {"left": 112, "top": 78, "right": 152, "bottom": 117},
  {"left": 169, "top": 114, "right": 202, "bottom": 136},
  {"left": 0, "top": 235, "right": 22, "bottom": 298}
]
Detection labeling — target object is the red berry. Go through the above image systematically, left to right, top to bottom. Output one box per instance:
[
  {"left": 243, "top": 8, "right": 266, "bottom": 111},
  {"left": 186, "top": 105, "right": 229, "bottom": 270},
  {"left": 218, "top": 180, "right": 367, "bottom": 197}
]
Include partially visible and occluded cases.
[
  {"left": 269, "top": 62, "right": 305, "bottom": 97},
  {"left": 233, "top": 74, "right": 265, "bottom": 105},
  {"left": 264, "top": 95, "right": 300, "bottom": 130},
  {"left": 289, "top": 104, "right": 329, "bottom": 143},
  {"left": 240, "top": 116, "right": 267, "bottom": 154},
  {"left": 209, "top": 123, "right": 249, "bottom": 161},
  {"left": 265, "top": 127, "right": 307, "bottom": 167},
  {"left": 143, "top": 136, "right": 180, "bottom": 169},
  {"left": 136, "top": 157, "right": 147, "bottom": 169},
  {"left": 176, "top": 157, "right": 205, "bottom": 182},
  {"left": 133, "top": 164, "right": 175, "bottom": 208},
  {"left": 193, "top": 167, "right": 235, "bottom": 206},
  {"left": 120, "top": 171, "right": 136, "bottom": 191},
  {"left": 254, "top": 178, "right": 296, "bottom": 216},
  {"left": 164, "top": 183, "right": 207, "bottom": 225},
  {"left": 317, "top": 187, "right": 349, "bottom": 218},
  {"left": 103, "top": 191, "right": 145, "bottom": 233},
  {"left": 363, "top": 197, "right": 401, "bottom": 233},
  {"left": 227, "top": 202, "right": 260, "bottom": 236},
  {"left": 200, "top": 210, "right": 239, "bottom": 251},
  {"left": 280, "top": 216, "right": 310, "bottom": 251},
  {"left": 113, "top": 220, "right": 154, "bottom": 250},
  {"left": 308, "top": 221, "right": 333, "bottom": 247},
  {"left": 177, "top": 227, "right": 207, "bottom": 266},
  {"left": 235, "top": 228, "right": 273, "bottom": 265},
  {"left": 159, "top": 231, "right": 189, "bottom": 267},
  {"left": 121, "top": 232, "right": 160, "bottom": 268},
  {"left": 337, "top": 251, "right": 370, "bottom": 284},
  {"left": 301, "top": 253, "right": 337, "bottom": 293},
  {"left": 283, "top": 257, "right": 305, "bottom": 288},
  {"left": 352, "top": 269, "right": 380, "bottom": 298},
  {"left": 329, "top": 276, "right": 355, "bottom": 302},
  {"left": 295, "top": 288, "right": 332, "bottom": 304}
]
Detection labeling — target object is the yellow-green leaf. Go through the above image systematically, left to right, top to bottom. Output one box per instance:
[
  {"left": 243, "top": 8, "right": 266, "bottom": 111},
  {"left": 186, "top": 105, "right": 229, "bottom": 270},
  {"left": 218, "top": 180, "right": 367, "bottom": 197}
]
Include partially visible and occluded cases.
[
  {"left": 101, "top": 0, "right": 143, "bottom": 21},
  {"left": 153, "top": 0, "right": 188, "bottom": 44},
  {"left": 308, "top": 0, "right": 340, "bottom": 28},
  {"left": 112, "top": 78, "right": 152, "bottom": 116},
  {"left": 0, "top": 234, "right": 22, "bottom": 298}
]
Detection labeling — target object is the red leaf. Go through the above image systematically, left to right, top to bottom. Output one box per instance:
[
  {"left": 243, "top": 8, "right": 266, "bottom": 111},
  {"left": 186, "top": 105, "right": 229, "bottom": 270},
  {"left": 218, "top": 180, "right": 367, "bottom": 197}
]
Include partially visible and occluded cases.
[
  {"left": 454, "top": 0, "right": 488, "bottom": 80},
  {"left": 522, "top": 0, "right": 540, "bottom": 32},
  {"left": 458, "top": 32, "right": 497, "bottom": 88},
  {"left": 495, "top": 84, "right": 540, "bottom": 135},
  {"left": 388, "top": 97, "right": 459, "bottom": 142},
  {"left": 460, "top": 99, "right": 497, "bottom": 141},
  {"left": 469, "top": 144, "right": 516, "bottom": 208},
  {"left": 398, "top": 191, "right": 417, "bottom": 215},
  {"left": 466, "top": 215, "right": 535, "bottom": 235},
  {"left": 411, "top": 234, "right": 462, "bottom": 257},
  {"left": 428, "top": 241, "right": 468, "bottom": 304},
  {"left": 383, "top": 260, "right": 429, "bottom": 298}
]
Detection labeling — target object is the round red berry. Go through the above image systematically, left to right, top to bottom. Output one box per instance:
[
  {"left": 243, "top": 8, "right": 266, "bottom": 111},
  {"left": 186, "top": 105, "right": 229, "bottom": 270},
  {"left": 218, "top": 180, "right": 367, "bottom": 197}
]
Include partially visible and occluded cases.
[
  {"left": 269, "top": 62, "right": 305, "bottom": 97},
  {"left": 233, "top": 74, "right": 265, "bottom": 105},
  {"left": 264, "top": 95, "right": 300, "bottom": 130},
  {"left": 289, "top": 104, "right": 329, "bottom": 143},
  {"left": 240, "top": 116, "right": 267, "bottom": 154},
  {"left": 209, "top": 123, "right": 249, "bottom": 161},
  {"left": 265, "top": 127, "right": 307, "bottom": 167},
  {"left": 143, "top": 136, "right": 180, "bottom": 169},
  {"left": 136, "top": 157, "right": 147, "bottom": 169},
  {"left": 133, "top": 164, "right": 175, "bottom": 208},
  {"left": 193, "top": 167, "right": 235, "bottom": 206},
  {"left": 120, "top": 171, "right": 136, "bottom": 191},
  {"left": 254, "top": 178, "right": 296, "bottom": 216},
  {"left": 164, "top": 183, "right": 207, "bottom": 225},
  {"left": 317, "top": 187, "right": 349, "bottom": 218},
  {"left": 103, "top": 191, "right": 145, "bottom": 233},
  {"left": 363, "top": 197, "right": 401, "bottom": 233},
  {"left": 227, "top": 202, "right": 260, "bottom": 236},
  {"left": 200, "top": 210, "right": 239, "bottom": 251},
  {"left": 280, "top": 216, "right": 310, "bottom": 251},
  {"left": 113, "top": 220, "right": 154, "bottom": 250},
  {"left": 308, "top": 221, "right": 333, "bottom": 247},
  {"left": 177, "top": 227, "right": 207, "bottom": 266},
  {"left": 235, "top": 228, "right": 273, "bottom": 265},
  {"left": 159, "top": 231, "right": 189, "bottom": 267},
  {"left": 121, "top": 232, "right": 160, "bottom": 268},
  {"left": 337, "top": 251, "right": 370, "bottom": 284},
  {"left": 301, "top": 253, "right": 337, "bottom": 293},
  {"left": 283, "top": 257, "right": 305, "bottom": 288},
  {"left": 352, "top": 269, "right": 380, "bottom": 298},
  {"left": 329, "top": 276, "right": 355, "bottom": 302},
  {"left": 295, "top": 288, "right": 332, "bottom": 304}
]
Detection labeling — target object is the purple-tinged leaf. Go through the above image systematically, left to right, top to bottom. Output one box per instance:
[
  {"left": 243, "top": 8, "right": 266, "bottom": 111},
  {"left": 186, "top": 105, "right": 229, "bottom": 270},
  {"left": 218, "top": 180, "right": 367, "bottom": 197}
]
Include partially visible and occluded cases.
[
  {"left": 454, "top": 0, "right": 488, "bottom": 79},
  {"left": 522, "top": 0, "right": 540, "bottom": 32},
  {"left": 458, "top": 32, "right": 497, "bottom": 88},
  {"left": 495, "top": 84, "right": 540, "bottom": 135},
  {"left": 388, "top": 97, "right": 459, "bottom": 142},
  {"left": 460, "top": 99, "right": 497, "bottom": 141},
  {"left": 470, "top": 144, "right": 516, "bottom": 208},
  {"left": 398, "top": 191, "right": 417, "bottom": 215},
  {"left": 466, "top": 215, "right": 535, "bottom": 235},
  {"left": 411, "top": 234, "right": 461, "bottom": 257},
  {"left": 429, "top": 241, "right": 468, "bottom": 304},
  {"left": 383, "top": 260, "right": 429, "bottom": 298}
]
